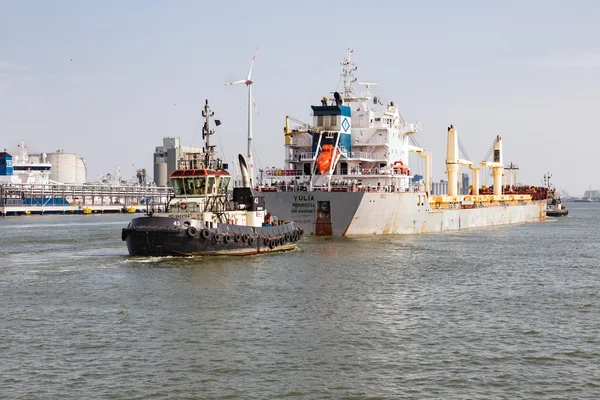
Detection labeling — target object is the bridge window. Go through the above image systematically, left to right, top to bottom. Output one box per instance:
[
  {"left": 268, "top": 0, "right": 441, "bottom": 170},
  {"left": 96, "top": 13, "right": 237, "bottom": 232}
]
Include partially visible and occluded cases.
[
  {"left": 218, "top": 176, "right": 230, "bottom": 194},
  {"left": 194, "top": 177, "right": 207, "bottom": 195},
  {"left": 208, "top": 177, "right": 216, "bottom": 194},
  {"left": 171, "top": 178, "right": 184, "bottom": 195},
  {"left": 185, "top": 178, "right": 195, "bottom": 194}
]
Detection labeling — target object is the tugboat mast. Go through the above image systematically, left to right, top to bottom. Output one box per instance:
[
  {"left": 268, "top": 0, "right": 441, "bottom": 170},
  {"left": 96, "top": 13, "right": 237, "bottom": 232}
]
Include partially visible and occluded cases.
[{"left": 202, "top": 99, "right": 215, "bottom": 169}]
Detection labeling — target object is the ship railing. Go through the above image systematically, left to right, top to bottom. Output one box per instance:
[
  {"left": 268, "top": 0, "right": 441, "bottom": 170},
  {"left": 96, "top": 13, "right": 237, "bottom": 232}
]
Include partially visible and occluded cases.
[
  {"left": 297, "top": 151, "right": 389, "bottom": 162},
  {"left": 346, "top": 152, "right": 387, "bottom": 160},
  {"left": 0, "top": 182, "right": 173, "bottom": 211},
  {"left": 258, "top": 182, "right": 422, "bottom": 193},
  {"left": 429, "top": 199, "right": 537, "bottom": 210}
]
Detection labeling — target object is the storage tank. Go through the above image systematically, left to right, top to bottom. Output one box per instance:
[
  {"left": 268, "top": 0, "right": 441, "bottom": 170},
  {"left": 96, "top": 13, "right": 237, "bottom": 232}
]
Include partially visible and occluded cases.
[
  {"left": 48, "top": 152, "right": 78, "bottom": 183},
  {"left": 76, "top": 157, "right": 87, "bottom": 184},
  {"left": 154, "top": 162, "right": 168, "bottom": 187}
]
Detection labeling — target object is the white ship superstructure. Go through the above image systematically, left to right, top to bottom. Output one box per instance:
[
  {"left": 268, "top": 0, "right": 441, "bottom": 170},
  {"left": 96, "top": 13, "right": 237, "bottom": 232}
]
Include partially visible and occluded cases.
[
  {"left": 259, "top": 49, "right": 546, "bottom": 235},
  {"left": 279, "top": 49, "right": 424, "bottom": 193},
  {"left": 0, "top": 139, "right": 52, "bottom": 185}
]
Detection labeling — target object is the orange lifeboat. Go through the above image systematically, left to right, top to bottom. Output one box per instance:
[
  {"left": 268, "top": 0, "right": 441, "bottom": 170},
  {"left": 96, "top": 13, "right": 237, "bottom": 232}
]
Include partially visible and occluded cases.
[
  {"left": 317, "top": 144, "right": 335, "bottom": 175},
  {"left": 393, "top": 160, "right": 409, "bottom": 175}
]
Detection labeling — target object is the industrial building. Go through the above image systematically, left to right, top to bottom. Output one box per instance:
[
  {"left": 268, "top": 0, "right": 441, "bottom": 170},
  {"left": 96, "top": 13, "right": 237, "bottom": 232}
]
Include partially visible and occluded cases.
[{"left": 153, "top": 137, "right": 208, "bottom": 187}]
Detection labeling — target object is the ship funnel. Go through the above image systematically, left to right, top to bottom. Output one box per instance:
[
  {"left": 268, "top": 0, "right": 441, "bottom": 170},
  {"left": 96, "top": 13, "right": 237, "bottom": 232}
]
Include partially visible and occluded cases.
[{"left": 238, "top": 154, "right": 251, "bottom": 188}]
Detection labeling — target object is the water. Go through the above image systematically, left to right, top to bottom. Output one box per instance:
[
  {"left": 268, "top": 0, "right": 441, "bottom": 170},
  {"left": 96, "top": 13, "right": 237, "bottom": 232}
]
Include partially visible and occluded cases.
[{"left": 1, "top": 205, "right": 599, "bottom": 399}]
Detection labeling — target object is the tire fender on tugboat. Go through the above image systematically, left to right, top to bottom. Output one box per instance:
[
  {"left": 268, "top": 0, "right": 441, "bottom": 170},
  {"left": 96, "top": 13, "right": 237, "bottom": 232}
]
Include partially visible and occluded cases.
[{"left": 186, "top": 226, "right": 198, "bottom": 237}]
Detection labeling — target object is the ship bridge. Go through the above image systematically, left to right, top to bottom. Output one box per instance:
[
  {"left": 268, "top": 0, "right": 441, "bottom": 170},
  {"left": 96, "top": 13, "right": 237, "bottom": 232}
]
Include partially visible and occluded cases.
[{"left": 169, "top": 168, "right": 231, "bottom": 197}]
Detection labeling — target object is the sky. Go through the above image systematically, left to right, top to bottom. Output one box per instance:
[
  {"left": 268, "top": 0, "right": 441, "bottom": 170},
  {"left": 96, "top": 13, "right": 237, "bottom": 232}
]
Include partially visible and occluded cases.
[{"left": 1, "top": 0, "right": 599, "bottom": 195}]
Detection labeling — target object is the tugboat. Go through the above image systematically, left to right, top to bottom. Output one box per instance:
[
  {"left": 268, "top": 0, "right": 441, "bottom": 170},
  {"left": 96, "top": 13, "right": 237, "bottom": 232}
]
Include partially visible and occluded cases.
[
  {"left": 121, "top": 100, "right": 303, "bottom": 256},
  {"left": 544, "top": 172, "right": 568, "bottom": 217}
]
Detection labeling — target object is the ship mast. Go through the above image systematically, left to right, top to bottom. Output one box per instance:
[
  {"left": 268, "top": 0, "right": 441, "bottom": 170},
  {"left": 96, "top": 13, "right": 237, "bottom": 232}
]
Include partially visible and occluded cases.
[
  {"left": 342, "top": 48, "right": 357, "bottom": 99},
  {"left": 201, "top": 99, "right": 215, "bottom": 169}
]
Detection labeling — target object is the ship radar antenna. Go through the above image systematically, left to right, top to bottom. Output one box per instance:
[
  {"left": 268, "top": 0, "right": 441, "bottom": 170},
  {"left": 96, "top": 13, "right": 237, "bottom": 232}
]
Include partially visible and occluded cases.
[{"left": 357, "top": 82, "right": 378, "bottom": 100}]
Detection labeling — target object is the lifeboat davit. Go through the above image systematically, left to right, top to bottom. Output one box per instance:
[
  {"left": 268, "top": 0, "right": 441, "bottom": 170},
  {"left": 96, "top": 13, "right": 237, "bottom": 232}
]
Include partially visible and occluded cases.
[
  {"left": 317, "top": 144, "right": 335, "bottom": 175},
  {"left": 393, "top": 160, "right": 409, "bottom": 175}
]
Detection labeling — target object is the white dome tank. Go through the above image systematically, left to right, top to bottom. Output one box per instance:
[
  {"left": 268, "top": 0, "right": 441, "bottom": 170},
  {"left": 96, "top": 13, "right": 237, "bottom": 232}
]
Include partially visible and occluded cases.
[
  {"left": 48, "top": 152, "right": 78, "bottom": 183},
  {"left": 76, "top": 157, "right": 87, "bottom": 184}
]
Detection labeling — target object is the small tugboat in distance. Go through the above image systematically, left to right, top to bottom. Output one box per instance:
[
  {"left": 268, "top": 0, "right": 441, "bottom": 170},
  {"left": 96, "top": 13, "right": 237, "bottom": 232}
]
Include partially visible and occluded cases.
[
  {"left": 121, "top": 99, "right": 303, "bottom": 256},
  {"left": 544, "top": 172, "right": 568, "bottom": 217}
]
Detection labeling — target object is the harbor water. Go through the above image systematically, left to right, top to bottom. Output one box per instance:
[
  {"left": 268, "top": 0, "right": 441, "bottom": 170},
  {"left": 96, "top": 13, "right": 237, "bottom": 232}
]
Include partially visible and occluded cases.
[{"left": 1, "top": 204, "right": 599, "bottom": 399}]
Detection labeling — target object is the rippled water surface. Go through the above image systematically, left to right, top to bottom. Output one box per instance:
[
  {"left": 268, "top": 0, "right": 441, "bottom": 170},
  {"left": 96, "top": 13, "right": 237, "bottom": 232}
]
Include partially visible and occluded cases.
[{"left": 1, "top": 204, "right": 599, "bottom": 399}]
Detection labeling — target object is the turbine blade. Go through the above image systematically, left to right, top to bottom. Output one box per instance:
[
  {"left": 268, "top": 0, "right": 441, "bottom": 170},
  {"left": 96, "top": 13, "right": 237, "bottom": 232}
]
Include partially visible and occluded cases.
[
  {"left": 246, "top": 46, "right": 259, "bottom": 81},
  {"left": 224, "top": 79, "right": 246, "bottom": 86},
  {"left": 251, "top": 94, "right": 260, "bottom": 116}
]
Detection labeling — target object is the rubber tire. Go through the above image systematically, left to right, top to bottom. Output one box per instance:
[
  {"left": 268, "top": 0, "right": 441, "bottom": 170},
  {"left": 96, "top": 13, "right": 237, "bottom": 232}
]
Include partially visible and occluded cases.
[
  {"left": 187, "top": 226, "right": 198, "bottom": 237},
  {"left": 201, "top": 229, "right": 210, "bottom": 239},
  {"left": 223, "top": 234, "right": 231, "bottom": 244},
  {"left": 234, "top": 234, "right": 242, "bottom": 242},
  {"left": 247, "top": 237, "right": 254, "bottom": 245},
  {"left": 269, "top": 239, "right": 276, "bottom": 249}
]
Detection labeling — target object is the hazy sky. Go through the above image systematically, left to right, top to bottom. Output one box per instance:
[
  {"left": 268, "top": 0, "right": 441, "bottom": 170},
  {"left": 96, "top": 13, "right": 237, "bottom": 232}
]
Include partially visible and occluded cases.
[{"left": 1, "top": 0, "right": 598, "bottom": 195}]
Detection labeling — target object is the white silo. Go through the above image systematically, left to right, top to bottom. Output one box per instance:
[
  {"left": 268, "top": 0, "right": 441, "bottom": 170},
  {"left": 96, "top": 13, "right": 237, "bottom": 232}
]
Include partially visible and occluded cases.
[
  {"left": 48, "top": 152, "right": 78, "bottom": 183},
  {"left": 76, "top": 157, "right": 87, "bottom": 184},
  {"left": 154, "top": 162, "right": 168, "bottom": 187}
]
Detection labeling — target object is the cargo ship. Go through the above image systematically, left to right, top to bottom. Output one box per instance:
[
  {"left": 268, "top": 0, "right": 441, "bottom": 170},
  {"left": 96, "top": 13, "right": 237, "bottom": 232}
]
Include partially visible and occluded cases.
[{"left": 257, "top": 49, "right": 546, "bottom": 235}]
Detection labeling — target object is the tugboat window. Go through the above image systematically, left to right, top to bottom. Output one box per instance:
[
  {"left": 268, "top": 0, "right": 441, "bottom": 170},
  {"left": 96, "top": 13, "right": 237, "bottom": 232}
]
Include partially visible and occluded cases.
[
  {"left": 194, "top": 177, "right": 207, "bottom": 195},
  {"left": 208, "top": 177, "right": 216, "bottom": 194},
  {"left": 219, "top": 177, "right": 230, "bottom": 194},
  {"left": 171, "top": 178, "right": 184, "bottom": 195},
  {"left": 186, "top": 178, "right": 195, "bottom": 194}
]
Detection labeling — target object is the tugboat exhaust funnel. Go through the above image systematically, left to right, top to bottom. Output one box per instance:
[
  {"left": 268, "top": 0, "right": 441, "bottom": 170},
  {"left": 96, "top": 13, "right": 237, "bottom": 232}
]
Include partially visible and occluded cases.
[{"left": 238, "top": 154, "right": 251, "bottom": 188}]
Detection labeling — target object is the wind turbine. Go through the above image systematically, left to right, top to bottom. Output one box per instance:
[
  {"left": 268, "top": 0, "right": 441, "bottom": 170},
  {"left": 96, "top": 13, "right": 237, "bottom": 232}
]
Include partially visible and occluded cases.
[{"left": 225, "top": 47, "right": 259, "bottom": 186}]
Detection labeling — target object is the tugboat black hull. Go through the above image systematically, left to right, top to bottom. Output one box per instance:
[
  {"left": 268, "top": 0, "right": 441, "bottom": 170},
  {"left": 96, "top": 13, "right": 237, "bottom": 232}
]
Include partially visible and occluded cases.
[
  {"left": 546, "top": 209, "right": 568, "bottom": 217},
  {"left": 122, "top": 216, "right": 303, "bottom": 256}
]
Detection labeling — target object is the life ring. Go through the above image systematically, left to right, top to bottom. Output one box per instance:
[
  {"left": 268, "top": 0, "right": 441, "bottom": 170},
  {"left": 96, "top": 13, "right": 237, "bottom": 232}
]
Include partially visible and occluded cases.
[
  {"left": 266, "top": 170, "right": 273, "bottom": 175},
  {"left": 180, "top": 202, "right": 187, "bottom": 210},
  {"left": 186, "top": 226, "right": 198, "bottom": 237},
  {"left": 201, "top": 229, "right": 210, "bottom": 239}
]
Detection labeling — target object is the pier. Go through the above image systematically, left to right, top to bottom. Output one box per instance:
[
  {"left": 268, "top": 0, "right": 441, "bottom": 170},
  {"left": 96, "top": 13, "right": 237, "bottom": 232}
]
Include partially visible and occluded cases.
[{"left": 0, "top": 183, "right": 173, "bottom": 216}]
